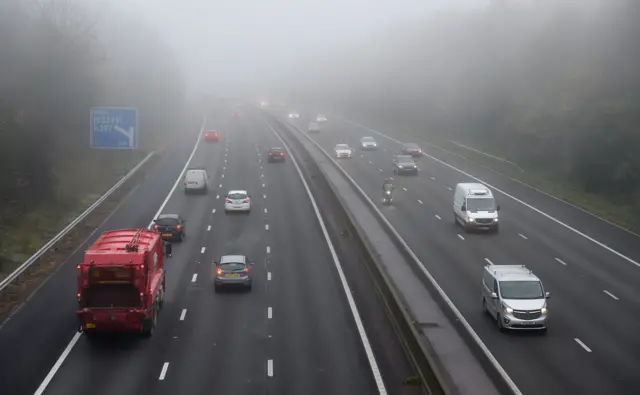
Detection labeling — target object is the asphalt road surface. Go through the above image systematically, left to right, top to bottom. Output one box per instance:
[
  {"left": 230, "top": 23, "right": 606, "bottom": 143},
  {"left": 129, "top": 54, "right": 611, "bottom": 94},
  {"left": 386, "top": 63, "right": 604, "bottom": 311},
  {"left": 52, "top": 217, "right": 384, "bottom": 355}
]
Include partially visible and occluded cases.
[
  {"left": 0, "top": 104, "right": 418, "bottom": 395},
  {"left": 286, "top": 113, "right": 640, "bottom": 395}
]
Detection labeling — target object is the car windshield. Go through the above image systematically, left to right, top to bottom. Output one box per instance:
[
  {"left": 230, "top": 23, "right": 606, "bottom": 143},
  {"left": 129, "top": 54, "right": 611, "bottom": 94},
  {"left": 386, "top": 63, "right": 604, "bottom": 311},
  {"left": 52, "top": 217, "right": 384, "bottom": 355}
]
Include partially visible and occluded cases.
[
  {"left": 362, "top": 137, "right": 374, "bottom": 142},
  {"left": 404, "top": 144, "right": 420, "bottom": 149},
  {"left": 336, "top": 145, "right": 349, "bottom": 149},
  {"left": 399, "top": 160, "right": 415, "bottom": 165},
  {"left": 186, "top": 171, "right": 204, "bottom": 179},
  {"left": 228, "top": 193, "right": 247, "bottom": 199},
  {"left": 466, "top": 198, "right": 496, "bottom": 212},
  {"left": 155, "top": 217, "right": 178, "bottom": 226},
  {"left": 220, "top": 262, "right": 245, "bottom": 272},
  {"left": 499, "top": 281, "right": 544, "bottom": 300}
]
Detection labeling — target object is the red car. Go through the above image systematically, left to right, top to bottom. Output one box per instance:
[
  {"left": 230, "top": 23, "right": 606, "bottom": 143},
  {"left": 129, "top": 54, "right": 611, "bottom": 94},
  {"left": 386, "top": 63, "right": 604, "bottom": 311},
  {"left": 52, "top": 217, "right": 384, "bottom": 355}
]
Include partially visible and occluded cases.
[
  {"left": 231, "top": 112, "right": 240, "bottom": 118},
  {"left": 204, "top": 130, "right": 220, "bottom": 142}
]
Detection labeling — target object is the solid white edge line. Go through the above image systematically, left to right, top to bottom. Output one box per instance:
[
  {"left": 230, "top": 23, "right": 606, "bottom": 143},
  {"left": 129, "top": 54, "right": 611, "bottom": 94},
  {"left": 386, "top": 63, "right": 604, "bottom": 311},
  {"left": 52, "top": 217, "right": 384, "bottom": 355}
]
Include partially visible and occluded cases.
[
  {"left": 33, "top": 114, "right": 208, "bottom": 395},
  {"left": 340, "top": 118, "right": 640, "bottom": 269},
  {"left": 267, "top": 121, "right": 388, "bottom": 394},
  {"left": 191, "top": 273, "right": 198, "bottom": 282},
  {"left": 603, "top": 290, "right": 619, "bottom": 300},
  {"left": 267, "top": 307, "right": 272, "bottom": 319},
  {"left": 179, "top": 309, "right": 187, "bottom": 321},
  {"left": 574, "top": 338, "right": 592, "bottom": 352},
  {"left": 267, "top": 359, "right": 273, "bottom": 377},
  {"left": 159, "top": 362, "right": 170, "bottom": 380}
]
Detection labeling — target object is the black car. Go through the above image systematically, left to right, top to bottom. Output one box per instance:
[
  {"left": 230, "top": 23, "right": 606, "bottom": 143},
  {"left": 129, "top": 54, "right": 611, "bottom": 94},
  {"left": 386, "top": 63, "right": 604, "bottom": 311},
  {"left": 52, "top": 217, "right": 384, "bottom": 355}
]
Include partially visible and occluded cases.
[
  {"left": 401, "top": 143, "right": 423, "bottom": 157},
  {"left": 267, "top": 147, "right": 285, "bottom": 162},
  {"left": 393, "top": 155, "right": 418, "bottom": 175},
  {"left": 153, "top": 214, "right": 186, "bottom": 241}
]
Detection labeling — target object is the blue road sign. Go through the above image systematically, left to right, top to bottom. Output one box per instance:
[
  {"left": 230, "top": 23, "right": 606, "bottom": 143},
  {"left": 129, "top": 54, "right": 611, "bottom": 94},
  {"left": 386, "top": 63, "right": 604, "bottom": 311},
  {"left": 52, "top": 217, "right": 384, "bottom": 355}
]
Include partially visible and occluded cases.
[{"left": 90, "top": 107, "right": 138, "bottom": 149}]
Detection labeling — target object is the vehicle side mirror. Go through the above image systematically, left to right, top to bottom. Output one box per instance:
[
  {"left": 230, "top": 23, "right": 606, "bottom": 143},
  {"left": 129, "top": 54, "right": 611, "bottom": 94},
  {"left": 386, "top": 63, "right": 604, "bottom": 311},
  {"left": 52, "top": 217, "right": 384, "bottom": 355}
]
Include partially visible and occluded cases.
[
  {"left": 461, "top": 205, "right": 466, "bottom": 212},
  {"left": 497, "top": 205, "right": 501, "bottom": 211},
  {"left": 164, "top": 242, "right": 172, "bottom": 257},
  {"left": 213, "top": 261, "right": 218, "bottom": 265},
  {"left": 490, "top": 292, "right": 498, "bottom": 299},
  {"left": 545, "top": 292, "right": 551, "bottom": 299}
]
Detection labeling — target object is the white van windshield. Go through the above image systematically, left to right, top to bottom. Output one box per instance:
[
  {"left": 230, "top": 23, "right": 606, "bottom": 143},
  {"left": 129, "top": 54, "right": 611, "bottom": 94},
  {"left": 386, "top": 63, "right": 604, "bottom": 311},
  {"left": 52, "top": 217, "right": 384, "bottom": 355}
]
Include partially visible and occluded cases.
[
  {"left": 466, "top": 198, "right": 496, "bottom": 212},
  {"left": 499, "top": 281, "right": 544, "bottom": 300}
]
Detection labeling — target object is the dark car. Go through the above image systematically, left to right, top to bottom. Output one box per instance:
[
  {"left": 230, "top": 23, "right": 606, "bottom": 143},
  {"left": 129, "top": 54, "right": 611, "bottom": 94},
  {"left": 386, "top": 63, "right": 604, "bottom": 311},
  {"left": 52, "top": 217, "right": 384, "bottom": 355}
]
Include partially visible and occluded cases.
[
  {"left": 401, "top": 143, "right": 423, "bottom": 157},
  {"left": 267, "top": 147, "right": 285, "bottom": 162},
  {"left": 393, "top": 155, "right": 418, "bottom": 175},
  {"left": 153, "top": 214, "right": 186, "bottom": 241}
]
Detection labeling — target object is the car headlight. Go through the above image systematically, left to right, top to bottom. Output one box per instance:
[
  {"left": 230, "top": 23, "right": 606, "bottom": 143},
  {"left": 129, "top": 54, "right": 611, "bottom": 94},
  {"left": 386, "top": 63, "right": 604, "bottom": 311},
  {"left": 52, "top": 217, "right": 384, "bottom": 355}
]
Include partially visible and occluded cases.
[
  {"left": 413, "top": 165, "right": 417, "bottom": 168},
  {"left": 398, "top": 166, "right": 403, "bottom": 168},
  {"left": 468, "top": 217, "right": 475, "bottom": 222},
  {"left": 493, "top": 218, "right": 499, "bottom": 222},
  {"left": 504, "top": 306, "right": 513, "bottom": 314},
  {"left": 541, "top": 307, "right": 547, "bottom": 314}
]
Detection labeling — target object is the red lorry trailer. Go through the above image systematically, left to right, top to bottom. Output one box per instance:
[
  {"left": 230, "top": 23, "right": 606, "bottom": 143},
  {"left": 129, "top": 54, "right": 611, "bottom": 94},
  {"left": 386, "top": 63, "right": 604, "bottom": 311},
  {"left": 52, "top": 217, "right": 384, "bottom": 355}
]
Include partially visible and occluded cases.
[{"left": 76, "top": 228, "right": 168, "bottom": 337}]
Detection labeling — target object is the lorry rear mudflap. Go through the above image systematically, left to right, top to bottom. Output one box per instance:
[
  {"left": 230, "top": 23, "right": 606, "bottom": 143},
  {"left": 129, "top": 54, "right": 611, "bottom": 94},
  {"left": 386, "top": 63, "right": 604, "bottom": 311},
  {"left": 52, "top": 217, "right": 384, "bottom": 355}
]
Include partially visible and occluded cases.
[{"left": 78, "top": 309, "right": 146, "bottom": 332}]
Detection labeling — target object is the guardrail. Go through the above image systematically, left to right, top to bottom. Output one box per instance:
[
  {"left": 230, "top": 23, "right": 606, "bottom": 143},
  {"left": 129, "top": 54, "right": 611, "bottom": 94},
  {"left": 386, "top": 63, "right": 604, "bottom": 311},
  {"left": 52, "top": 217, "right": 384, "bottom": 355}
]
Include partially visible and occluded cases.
[
  {"left": 266, "top": 111, "right": 522, "bottom": 395},
  {"left": 0, "top": 151, "right": 155, "bottom": 292}
]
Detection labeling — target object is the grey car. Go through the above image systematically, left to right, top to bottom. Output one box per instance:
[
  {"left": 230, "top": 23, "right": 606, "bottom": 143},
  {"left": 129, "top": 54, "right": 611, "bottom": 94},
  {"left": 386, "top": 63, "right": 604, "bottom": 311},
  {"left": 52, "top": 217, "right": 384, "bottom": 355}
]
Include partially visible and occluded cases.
[
  {"left": 393, "top": 155, "right": 418, "bottom": 175},
  {"left": 214, "top": 255, "right": 254, "bottom": 292}
]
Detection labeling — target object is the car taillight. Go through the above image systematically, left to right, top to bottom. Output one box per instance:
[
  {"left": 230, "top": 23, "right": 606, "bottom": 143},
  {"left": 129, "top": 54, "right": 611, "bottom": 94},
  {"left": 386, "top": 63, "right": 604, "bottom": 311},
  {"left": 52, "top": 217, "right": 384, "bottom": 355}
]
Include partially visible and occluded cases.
[
  {"left": 226, "top": 199, "right": 232, "bottom": 203},
  {"left": 243, "top": 199, "right": 249, "bottom": 203},
  {"left": 154, "top": 225, "right": 158, "bottom": 230},
  {"left": 176, "top": 225, "right": 182, "bottom": 230},
  {"left": 244, "top": 267, "right": 249, "bottom": 273},
  {"left": 216, "top": 268, "right": 222, "bottom": 275}
]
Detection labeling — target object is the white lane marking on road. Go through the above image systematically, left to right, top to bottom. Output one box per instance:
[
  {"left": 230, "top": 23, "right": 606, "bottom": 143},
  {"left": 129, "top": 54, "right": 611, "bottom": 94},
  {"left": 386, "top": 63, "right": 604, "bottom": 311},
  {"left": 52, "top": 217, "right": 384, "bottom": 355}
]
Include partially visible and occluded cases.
[
  {"left": 344, "top": 118, "right": 640, "bottom": 269},
  {"left": 267, "top": 122, "right": 388, "bottom": 394},
  {"left": 224, "top": 159, "right": 227, "bottom": 163},
  {"left": 368, "top": 161, "right": 373, "bottom": 164},
  {"left": 223, "top": 166, "right": 226, "bottom": 170},
  {"left": 260, "top": 166, "right": 263, "bottom": 170},
  {"left": 378, "top": 168, "right": 383, "bottom": 172},
  {"left": 221, "top": 174, "right": 224, "bottom": 178},
  {"left": 261, "top": 174, "right": 264, "bottom": 178},
  {"left": 430, "top": 176, "right": 435, "bottom": 180},
  {"left": 389, "top": 177, "right": 394, "bottom": 180},
  {"left": 219, "top": 184, "right": 222, "bottom": 188},
  {"left": 262, "top": 184, "right": 266, "bottom": 188},
  {"left": 447, "top": 186, "right": 452, "bottom": 191},
  {"left": 403, "top": 187, "right": 407, "bottom": 191},
  {"left": 263, "top": 194, "right": 267, "bottom": 199},
  {"left": 216, "top": 195, "right": 219, "bottom": 199},
  {"left": 417, "top": 200, "right": 423, "bottom": 204},
  {"left": 264, "top": 208, "right": 268, "bottom": 214},
  {"left": 212, "top": 209, "right": 216, "bottom": 214},
  {"left": 435, "top": 214, "right": 442, "bottom": 220},
  {"left": 265, "top": 224, "right": 269, "bottom": 230},
  {"left": 207, "top": 225, "right": 211, "bottom": 231},
  {"left": 458, "top": 234, "right": 465, "bottom": 241},
  {"left": 518, "top": 234, "right": 528, "bottom": 240},
  {"left": 266, "top": 246, "right": 271, "bottom": 254},
  {"left": 200, "top": 247, "right": 206, "bottom": 254},
  {"left": 555, "top": 257, "right": 568, "bottom": 266},
  {"left": 485, "top": 258, "right": 494, "bottom": 265},
  {"left": 267, "top": 272, "right": 271, "bottom": 281},
  {"left": 191, "top": 273, "right": 198, "bottom": 282},
  {"left": 603, "top": 290, "right": 619, "bottom": 300},
  {"left": 268, "top": 307, "right": 272, "bottom": 319},
  {"left": 180, "top": 309, "right": 187, "bottom": 321},
  {"left": 33, "top": 332, "right": 82, "bottom": 395},
  {"left": 574, "top": 338, "right": 592, "bottom": 352},
  {"left": 267, "top": 359, "right": 273, "bottom": 377},
  {"left": 159, "top": 362, "right": 170, "bottom": 380}
]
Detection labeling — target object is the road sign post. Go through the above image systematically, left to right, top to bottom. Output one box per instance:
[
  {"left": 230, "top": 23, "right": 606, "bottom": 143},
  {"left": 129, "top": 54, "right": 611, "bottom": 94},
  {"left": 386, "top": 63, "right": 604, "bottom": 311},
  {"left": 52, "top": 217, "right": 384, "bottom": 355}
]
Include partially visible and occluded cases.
[{"left": 90, "top": 107, "right": 139, "bottom": 149}]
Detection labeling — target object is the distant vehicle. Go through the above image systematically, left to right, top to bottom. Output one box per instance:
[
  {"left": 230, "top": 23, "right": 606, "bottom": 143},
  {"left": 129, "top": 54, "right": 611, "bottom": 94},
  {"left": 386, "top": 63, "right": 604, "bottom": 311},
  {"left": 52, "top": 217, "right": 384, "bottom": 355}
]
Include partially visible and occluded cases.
[
  {"left": 260, "top": 100, "right": 269, "bottom": 108},
  {"left": 231, "top": 112, "right": 241, "bottom": 118},
  {"left": 288, "top": 112, "right": 300, "bottom": 119},
  {"left": 316, "top": 114, "right": 327, "bottom": 122},
  {"left": 308, "top": 122, "right": 321, "bottom": 133},
  {"left": 203, "top": 130, "right": 220, "bottom": 142},
  {"left": 360, "top": 136, "right": 377, "bottom": 150},
  {"left": 401, "top": 143, "right": 423, "bottom": 157},
  {"left": 334, "top": 144, "right": 353, "bottom": 158},
  {"left": 267, "top": 147, "right": 286, "bottom": 162},
  {"left": 392, "top": 155, "right": 418, "bottom": 175},
  {"left": 184, "top": 169, "right": 209, "bottom": 194},
  {"left": 453, "top": 183, "right": 500, "bottom": 233},
  {"left": 224, "top": 190, "right": 251, "bottom": 213},
  {"left": 153, "top": 214, "right": 186, "bottom": 241},
  {"left": 76, "top": 228, "right": 169, "bottom": 338},
  {"left": 214, "top": 254, "right": 254, "bottom": 292},
  {"left": 482, "top": 264, "right": 549, "bottom": 333}
]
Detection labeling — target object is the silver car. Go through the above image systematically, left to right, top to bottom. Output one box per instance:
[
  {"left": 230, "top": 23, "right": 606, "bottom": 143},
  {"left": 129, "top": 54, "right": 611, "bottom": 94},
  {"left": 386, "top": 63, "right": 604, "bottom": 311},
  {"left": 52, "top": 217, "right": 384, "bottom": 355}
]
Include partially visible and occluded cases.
[
  {"left": 360, "top": 136, "right": 377, "bottom": 150},
  {"left": 334, "top": 144, "right": 353, "bottom": 158},
  {"left": 184, "top": 169, "right": 209, "bottom": 194},
  {"left": 214, "top": 255, "right": 254, "bottom": 292}
]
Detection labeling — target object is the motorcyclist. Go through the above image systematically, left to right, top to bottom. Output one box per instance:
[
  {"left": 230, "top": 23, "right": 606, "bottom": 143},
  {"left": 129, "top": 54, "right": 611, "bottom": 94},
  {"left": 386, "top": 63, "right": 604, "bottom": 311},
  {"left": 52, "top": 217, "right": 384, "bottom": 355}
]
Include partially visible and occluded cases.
[{"left": 382, "top": 177, "right": 393, "bottom": 192}]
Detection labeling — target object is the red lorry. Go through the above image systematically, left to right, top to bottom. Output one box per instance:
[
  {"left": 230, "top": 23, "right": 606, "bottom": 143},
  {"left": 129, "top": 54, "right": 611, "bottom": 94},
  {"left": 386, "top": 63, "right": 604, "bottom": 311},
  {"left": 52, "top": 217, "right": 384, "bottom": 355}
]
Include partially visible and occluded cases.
[{"left": 76, "top": 228, "right": 169, "bottom": 338}]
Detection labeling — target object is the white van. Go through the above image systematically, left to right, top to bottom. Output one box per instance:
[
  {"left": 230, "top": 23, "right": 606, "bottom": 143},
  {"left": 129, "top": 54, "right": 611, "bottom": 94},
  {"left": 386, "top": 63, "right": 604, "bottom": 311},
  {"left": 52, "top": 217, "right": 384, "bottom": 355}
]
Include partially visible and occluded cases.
[
  {"left": 184, "top": 169, "right": 209, "bottom": 194},
  {"left": 453, "top": 183, "right": 499, "bottom": 233}
]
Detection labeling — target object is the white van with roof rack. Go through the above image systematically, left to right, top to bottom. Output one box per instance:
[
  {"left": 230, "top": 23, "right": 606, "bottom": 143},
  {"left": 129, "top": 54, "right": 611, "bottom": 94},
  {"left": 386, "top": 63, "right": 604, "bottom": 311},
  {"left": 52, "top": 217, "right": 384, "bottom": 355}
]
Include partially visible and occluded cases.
[
  {"left": 453, "top": 182, "right": 500, "bottom": 233},
  {"left": 482, "top": 264, "right": 550, "bottom": 333}
]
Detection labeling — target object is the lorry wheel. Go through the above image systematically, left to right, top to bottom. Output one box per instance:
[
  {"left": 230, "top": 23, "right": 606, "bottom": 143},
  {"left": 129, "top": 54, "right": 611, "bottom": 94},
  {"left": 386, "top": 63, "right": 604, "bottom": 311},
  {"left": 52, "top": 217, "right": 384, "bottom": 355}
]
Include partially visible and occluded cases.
[
  {"left": 159, "top": 283, "right": 165, "bottom": 309},
  {"left": 143, "top": 304, "right": 158, "bottom": 337}
]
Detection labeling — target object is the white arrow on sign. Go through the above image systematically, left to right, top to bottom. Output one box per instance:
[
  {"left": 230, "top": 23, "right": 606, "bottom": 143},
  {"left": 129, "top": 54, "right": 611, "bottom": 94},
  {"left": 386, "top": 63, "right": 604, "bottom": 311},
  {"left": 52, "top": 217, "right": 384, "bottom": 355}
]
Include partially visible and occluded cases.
[{"left": 113, "top": 125, "right": 135, "bottom": 147}]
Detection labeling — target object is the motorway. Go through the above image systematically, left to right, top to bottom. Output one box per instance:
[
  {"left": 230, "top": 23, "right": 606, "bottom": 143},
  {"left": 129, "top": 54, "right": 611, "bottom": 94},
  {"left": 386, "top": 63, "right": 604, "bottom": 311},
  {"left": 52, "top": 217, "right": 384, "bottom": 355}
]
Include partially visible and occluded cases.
[
  {"left": 0, "top": 104, "right": 418, "bottom": 395},
  {"left": 284, "top": 112, "right": 640, "bottom": 395}
]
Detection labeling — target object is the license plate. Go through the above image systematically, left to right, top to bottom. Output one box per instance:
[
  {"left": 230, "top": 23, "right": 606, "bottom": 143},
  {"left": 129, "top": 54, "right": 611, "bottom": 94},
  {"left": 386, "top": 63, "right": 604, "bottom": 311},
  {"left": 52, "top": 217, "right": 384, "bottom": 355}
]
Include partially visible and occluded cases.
[
  {"left": 233, "top": 205, "right": 242, "bottom": 208},
  {"left": 162, "top": 233, "right": 172, "bottom": 237},
  {"left": 228, "top": 273, "right": 239, "bottom": 277},
  {"left": 86, "top": 323, "right": 96, "bottom": 329}
]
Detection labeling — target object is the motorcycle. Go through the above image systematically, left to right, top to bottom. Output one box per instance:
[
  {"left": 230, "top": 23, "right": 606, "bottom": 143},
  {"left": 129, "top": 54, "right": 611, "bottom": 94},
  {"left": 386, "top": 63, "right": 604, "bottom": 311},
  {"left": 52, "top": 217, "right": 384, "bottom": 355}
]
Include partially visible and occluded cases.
[{"left": 382, "top": 189, "right": 393, "bottom": 205}]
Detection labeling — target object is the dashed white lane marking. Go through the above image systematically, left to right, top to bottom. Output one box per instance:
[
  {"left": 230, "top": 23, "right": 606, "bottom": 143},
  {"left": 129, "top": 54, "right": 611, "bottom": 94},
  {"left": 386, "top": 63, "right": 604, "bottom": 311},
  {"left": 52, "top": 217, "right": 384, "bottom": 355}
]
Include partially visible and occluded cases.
[
  {"left": 224, "top": 159, "right": 227, "bottom": 163},
  {"left": 368, "top": 161, "right": 373, "bottom": 164},
  {"left": 223, "top": 166, "right": 226, "bottom": 170},
  {"left": 260, "top": 166, "right": 263, "bottom": 170},
  {"left": 378, "top": 168, "right": 383, "bottom": 172},
  {"left": 221, "top": 174, "right": 225, "bottom": 178},
  {"left": 261, "top": 174, "right": 264, "bottom": 178},
  {"left": 430, "top": 176, "right": 435, "bottom": 180},
  {"left": 389, "top": 177, "right": 394, "bottom": 180},
  {"left": 219, "top": 184, "right": 222, "bottom": 188},
  {"left": 262, "top": 184, "right": 266, "bottom": 188},
  {"left": 447, "top": 186, "right": 452, "bottom": 191},
  {"left": 403, "top": 187, "right": 408, "bottom": 191},
  {"left": 263, "top": 194, "right": 267, "bottom": 199},
  {"left": 216, "top": 195, "right": 219, "bottom": 199},
  {"left": 417, "top": 199, "right": 423, "bottom": 204},
  {"left": 264, "top": 208, "right": 268, "bottom": 214},
  {"left": 212, "top": 209, "right": 216, "bottom": 213},
  {"left": 435, "top": 214, "right": 442, "bottom": 220},
  {"left": 265, "top": 224, "right": 269, "bottom": 230},
  {"left": 207, "top": 225, "right": 211, "bottom": 231},
  {"left": 458, "top": 234, "right": 465, "bottom": 241},
  {"left": 518, "top": 234, "right": 528, "bottom": 240},
  {"left": 266, "top": 246, "right": 271, "bottom": 254},
  {"left": 200, "top": 247, "right": 206, "bottom": 254},
  {"left": 485, "top": 257, "right": 494, "bottom": 265},
  {"left": 555, "top": 257, "right": 568, "bottom": 266},
  {"left": 267, "top": 272, "right": 271, "bottom": 281},
  {"left": 191, "top": 273, "right": 198, "bottom": 282},
  {"left": 603, "top": 290, "right": 619, "bottom": 300},
  {"left": 268, "top": 307, "right": 272, "bottom": 319},
  {"left": 179, "top": 309, "right": 187, "bottom": 321},
  {"left": 574, "top": 338, "right": 592, "bottom": 352},
  {"left": 267, "top": 359, "right": 273, "bottom": 377},
  {"left": 159, "top": 362, "right": 170, "bottom": 380}
]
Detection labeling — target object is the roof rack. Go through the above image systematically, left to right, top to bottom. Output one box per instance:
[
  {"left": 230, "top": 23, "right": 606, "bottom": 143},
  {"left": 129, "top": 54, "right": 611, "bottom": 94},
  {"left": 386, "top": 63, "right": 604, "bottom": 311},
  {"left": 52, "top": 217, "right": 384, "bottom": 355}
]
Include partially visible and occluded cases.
[{"left": 124, "top": 228, "right": 145, "bottom": 252}]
